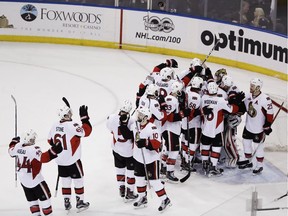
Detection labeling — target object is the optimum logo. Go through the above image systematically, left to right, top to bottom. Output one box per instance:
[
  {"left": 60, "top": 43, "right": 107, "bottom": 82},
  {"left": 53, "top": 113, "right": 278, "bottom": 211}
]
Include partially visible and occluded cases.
[
  {"left": 20, "top": 4, "right": 38, "bottom": 22},
  {"left": 143, "top": 16, "right": 174, "bottom": 33},
  {"left": 201, "top": 29, "right": 287, "bottom": 63}
]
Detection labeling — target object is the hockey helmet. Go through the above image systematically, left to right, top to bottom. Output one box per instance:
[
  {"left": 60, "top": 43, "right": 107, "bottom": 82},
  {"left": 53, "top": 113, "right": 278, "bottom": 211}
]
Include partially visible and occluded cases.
[
  {"left": 190, "top": 58, "right": 202, "bottom": 68},
  {"left": 160, "top": 67, "right": 175, "bottom": 80},
  {"left": 214, "top": 68, "right": 227, "bottom": 84},
  {"left": 221, "top": 75, "right": 233, "bottom": 87},
  {"left": 190, "top": 76, "right": 203, "bottom": 89},
  {"left": 250, "top": 78, "right": 263, "bottom": 89},
  {"left": 171, "top": 81, "right": 184, "bottom": 96},
  {"left": 207, "top": 82, "right": 218, "bottom": 95},
  {"left": 146, "top": 84, "right": 159, "bottom": 97},
  {"left": 120, "top": 99, "right": 132, "bottom": 113},
  {"left": 58, "top": 105, "right": 72, "bottom": 120},
  {"left": 137, "top": 107, "right": 151, "bottom": 123},
  {"left": 23, "top": 129, "right": 37, "bottom": 145}
]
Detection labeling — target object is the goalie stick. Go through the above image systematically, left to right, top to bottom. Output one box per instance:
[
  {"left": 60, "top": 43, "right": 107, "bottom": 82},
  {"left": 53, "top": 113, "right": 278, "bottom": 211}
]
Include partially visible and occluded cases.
[
  {"left": 11, "top": 94, "right": 18, "bottom": 187},
  {"left": 54, "top": 97, "right": 71, "bottom": 197}
]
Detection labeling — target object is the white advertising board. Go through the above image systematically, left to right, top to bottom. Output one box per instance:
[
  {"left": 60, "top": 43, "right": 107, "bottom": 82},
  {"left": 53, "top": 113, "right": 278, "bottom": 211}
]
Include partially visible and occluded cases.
[
  {"left": 0, "top": 2, "right": 120, "bottom": 41},
  {"left": 122, "top": 10, "right": 287, "bottom": 74}
]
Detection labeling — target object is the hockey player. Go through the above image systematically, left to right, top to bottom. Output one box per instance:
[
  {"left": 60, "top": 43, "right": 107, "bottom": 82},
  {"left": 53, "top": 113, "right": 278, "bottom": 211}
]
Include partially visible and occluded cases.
[
  {"left": 135, "top": 59, "right": 178, "bottom": 107},
  {"left": 214, "top": 68, "right": 228, "bottom": 85},
  {"left": 218, "top": 75, "right": 243, "bottom": 168},
  {"left": 181, "top": 76, "right": 203, "bottom": 172},
  {"left": 238, "top": 78, "right": 274, "bottom": 174},
  {"left": 162, "top": 81, "right": 185, "bottom": 182},
  {"left": 200, "top": 82, "right": 240, "bottom": 176},
  {"left": 106, "top": 100, "right": 138, "bottom": 201},
  {"left": 47, "top": 102, "right": 92, "bottom": 212},
  {"left": 119, "top": 107, "right": 171, "bottom": 212},
  {"left": 8, "top": 129, "right": 63, "bottom": 216}
]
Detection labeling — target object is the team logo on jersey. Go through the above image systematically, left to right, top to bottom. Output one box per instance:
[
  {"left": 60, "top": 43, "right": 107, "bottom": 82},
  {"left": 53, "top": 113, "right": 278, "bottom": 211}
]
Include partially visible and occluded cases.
[
  {"left": 20, "top": 4, "right": 38, "bottom": 22},
  {"left": 143, "top": 16, "right": 175, "bottom": 33},
  {"left": 248, "top": 102, "right": 257, "bottom": 117}
]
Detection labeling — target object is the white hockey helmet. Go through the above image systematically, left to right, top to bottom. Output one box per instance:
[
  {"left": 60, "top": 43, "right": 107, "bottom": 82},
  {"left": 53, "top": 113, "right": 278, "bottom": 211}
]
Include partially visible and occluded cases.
[
  {"left": 190, "top": 58, "right": 202, "bottom": 67},
  {"left": 160, "top": 67, "right": 175, "bottom": 80},
  {"left": 221, "top": 75, "right": 233, "bottom": 87},
  {"left": 190, "top": 76, "right": 203, "bottom": 89},
  {"left": 250, "top": 77, "right": 263, "bottom": 89},
  {"left": 171, "top": 81, "right": 184, "bottom": 96},
  {"left": 207, "top": 82, "right": 218, "bottom": 95},
  {"left": 146, "top": 83, "right": 159, "bottom": 97},
  {"left": 120, "top": 99, "right": 132, "bottom": 113},
  {"left": 58, "top": 105, "right": 72, "bottom": 120},
  {"left": 137, "top": 107, "right": 151, "bottom": 124},
  {"left": 23, "top": 129, "right": 37, "bottom": 145}
]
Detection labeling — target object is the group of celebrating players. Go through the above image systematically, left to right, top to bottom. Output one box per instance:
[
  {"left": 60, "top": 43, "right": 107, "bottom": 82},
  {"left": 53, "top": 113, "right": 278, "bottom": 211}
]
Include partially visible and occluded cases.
[{"left": 107, "top": 57, "right": 274, "bottom": 211}]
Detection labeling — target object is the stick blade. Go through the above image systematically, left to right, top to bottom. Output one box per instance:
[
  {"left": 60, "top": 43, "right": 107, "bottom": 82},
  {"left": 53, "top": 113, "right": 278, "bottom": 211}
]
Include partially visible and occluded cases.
[
  {"left": 62, "top": 97, "right": 70, "bottom": 108},
  {"left": 180, "top": 171, "right": 191, "bottom": 183}
]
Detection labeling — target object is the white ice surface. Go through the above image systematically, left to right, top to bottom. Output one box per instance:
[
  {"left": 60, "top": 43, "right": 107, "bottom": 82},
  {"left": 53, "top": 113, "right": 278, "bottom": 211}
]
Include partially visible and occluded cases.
[{"left": 0, "top": 42, "right": 287, "bottom": 216}]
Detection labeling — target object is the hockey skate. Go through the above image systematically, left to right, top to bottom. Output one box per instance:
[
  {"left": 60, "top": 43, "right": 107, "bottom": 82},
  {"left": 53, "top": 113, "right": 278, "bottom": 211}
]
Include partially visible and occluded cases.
[
  {"left": 202, "top": 160, "right": 210, "bottom": 176},
  {"left": 238, "top": 162, "right": 253, "bottom": 169},
  {"left": 160, "top": 165, "right": 167, "bottom": 176},
  {"left": 208, "top": 166, "right": 223, "bottom": 177},
  {"left": 252, "top": 167, "right": 263, "bottom": 175},
  {"left": 166, "top": 171, "right": 179, "bottom": 183},
  {"left": 119, "top": 185, "right": 125, "bottom": 198},
  {"left": 124, "top": 188, "right": 138, "bottom": 202},
  {"left": 133, "top": 193, "right": 148, "bottom": 208},
  {"left": 76, "top": 196, "right": 90, "bottom": 213},
  {"left": 158, "top": 197, "right": 172, "bottom": 212},
  {"left": 64, "top": 198, "right": 72, "bottom": 214}
]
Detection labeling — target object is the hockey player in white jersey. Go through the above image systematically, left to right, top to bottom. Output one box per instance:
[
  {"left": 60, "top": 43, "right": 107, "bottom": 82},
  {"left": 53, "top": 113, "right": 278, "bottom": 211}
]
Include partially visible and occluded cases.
[
  {"left": 181, "top": 76, "right": 203, "bottom": 172},
  {"left": 238, "top": 78, "right": 274, "bottom": 174},
  {"left": 162, "top": 81, "right": 185, "bottom": 182},
  {"left": 200, "top": 82, "right": 240, "bottom": 176},
  {"left": 106, "top": 100, "right": 138, "bottom": 201},
  {"left": 48, "top": 101, "right": 92, "bottom": 212},
  {"left": 119, "top": 107, "right": 171, "bottom": 212},
  {"left": 8, "top": 129, "right": 63, "bottom": 216}
]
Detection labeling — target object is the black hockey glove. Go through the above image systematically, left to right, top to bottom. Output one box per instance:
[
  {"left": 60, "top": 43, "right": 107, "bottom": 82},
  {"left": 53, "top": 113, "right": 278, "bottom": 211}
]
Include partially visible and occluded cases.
[
  {"left": 234, "top": 91, "right": 245, "bottom": 104},
  {"left": 178, "top": 92, "right": 186, "bottom": 111},
  {"left": 158, "top": 95, "right": 167, "bottom": 111},
  {"left": 79, "top": 105, "right": 90, "bottom": 121},
  {"left": 202, "top": 106, "right": 213, "bottom": 115},
  {"left": 183, "top": 108, "right": 191, "bottom": 117},
  {"left": 194, "top": 108, "right": 201, "bottom": 117},
  {"left": 119, "top": 113, "right": 130, "bottom": 126},
  {"left": 263, "top": 122, "right": 272, "bottom": 135},
  {"left": 9, "top": 136, "right": 20, "bottom": 148},
  {"left": 49, "top": 139, "right": 63, "bottom": 154},
  {"left": 136, "top": 139, "right": 146, "bottom": 148}
]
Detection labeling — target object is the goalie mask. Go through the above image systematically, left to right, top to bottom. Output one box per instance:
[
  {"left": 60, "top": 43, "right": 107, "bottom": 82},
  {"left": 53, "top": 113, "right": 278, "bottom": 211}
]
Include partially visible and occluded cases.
[
  {"left": 214, "top": 68, "right": 227, "bottom": 84},
  {"left": 58, "top": 105, "right": 72, "bottom": 121},
  {"left": 137, "top": 107, "right": 151, "bottom": 124},
  {"left": 23, "top": 129, "right": 37, "bottom": 145}
]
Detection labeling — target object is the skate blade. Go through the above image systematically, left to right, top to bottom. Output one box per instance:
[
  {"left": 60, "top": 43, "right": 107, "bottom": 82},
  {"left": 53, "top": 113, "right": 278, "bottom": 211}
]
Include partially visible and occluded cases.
[
  {"left": 159, "top": 203, "right": 172, "bottom": 212},
  {"left": 134, "top": 204, "right": 147, "bottom": 209},
  {"left": 76, "top": 206, "right": 89, "bottom": 213}
]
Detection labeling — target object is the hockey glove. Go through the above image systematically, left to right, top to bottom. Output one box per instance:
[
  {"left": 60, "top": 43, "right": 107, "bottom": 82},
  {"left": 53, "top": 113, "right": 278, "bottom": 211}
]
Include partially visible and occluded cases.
[
  {"left": 166, "top": 59, "right": 178, "bottom": 68},
  {"left": 235, "top": 91, "right": 245, "bottom": 104},
  {"left": 79, "top": 105, "right": 90, "bottom": 121},
  {"left": 202, "top": 106, "right": 213, "bottom": 115},
  {"left": 183, "top": 108, "right": 191, "bottom": 117},
  {"left": 194, "top": 108, "right": 201, "bottom": 117},
  {"left": 119, "top": 113, "right": 130, "bottom": 126},
  {"left": 263, "top": 122, "right": 272, "bottom": 135},
  {"left": 9, "top": 136, "right": 20, "bottom": 148},
  {"left": 49, "top": 139, "right": 63, "bottom": 154},
  {"left": 136, "top": 139, "right": 146, "bottom": 148}
]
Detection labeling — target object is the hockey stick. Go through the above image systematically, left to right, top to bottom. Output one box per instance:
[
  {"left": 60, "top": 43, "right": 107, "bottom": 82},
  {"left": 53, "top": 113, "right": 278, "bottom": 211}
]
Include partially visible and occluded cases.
[
  {"left": 201, "top": 39, "right": 220, "bottom": 66},
  {"left": 11, "top": 94, "right": 18, "bottom": 187},
  {"left": 62, "top": 96, "right": 70, "bottom": 108},
  {"left": 135, "top": 122, "right": 152, "bottom": 190},
  {"left": 273, "top": 192, "right": 287, "bottom": 202}
]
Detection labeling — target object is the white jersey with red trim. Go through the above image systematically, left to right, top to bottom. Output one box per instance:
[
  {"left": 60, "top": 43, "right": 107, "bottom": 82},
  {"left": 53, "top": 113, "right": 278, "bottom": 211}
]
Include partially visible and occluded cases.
[
  {"left": 154, "top": 76, "right": 175, "bottom": 98},
  {"left": 182, "top": 87, "right": 202, "bottom": 129},
  {"left": 243, "top": 92, "right": 274, "bottom": 133},
  {"left": 162, "top": 95, "right": 181, "bottom": 135},
  {"left": 201, "top": 95, "right": 238, "bottom": 138},
  {"left": 139, "top": 96, "right": 165, "bottom": 131},
  {"left": 106, "top": 113, "right": 134, "bottom": 157},
  {"left": 48, "top": 120, "right": 88, "bottom": 166},
  {"left": 130, "top": 122, "right": 161, "bottom": 164},
  {"left": 9, "top": 143, "right": 45, "bottom": 188}
]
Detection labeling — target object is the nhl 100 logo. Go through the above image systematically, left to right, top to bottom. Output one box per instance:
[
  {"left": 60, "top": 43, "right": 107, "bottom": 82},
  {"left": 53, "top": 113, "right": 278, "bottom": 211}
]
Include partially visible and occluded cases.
[
  {"left": 20, "top": 4, "right": 38, "bottom": 22},
  {"left": 143, "top": 15, "right": 175, "bottom": 33}
]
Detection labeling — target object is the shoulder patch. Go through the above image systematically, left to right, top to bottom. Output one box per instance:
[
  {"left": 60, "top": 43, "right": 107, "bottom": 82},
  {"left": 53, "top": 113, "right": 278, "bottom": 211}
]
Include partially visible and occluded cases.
[
  {"left": 166, "top": 98, "right": 172, "bottom": 101},
  {"left": 152, "top": 126, "right": 157, "bottom": 130}
]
